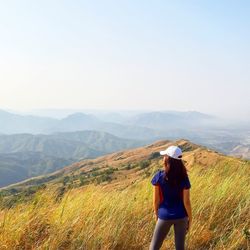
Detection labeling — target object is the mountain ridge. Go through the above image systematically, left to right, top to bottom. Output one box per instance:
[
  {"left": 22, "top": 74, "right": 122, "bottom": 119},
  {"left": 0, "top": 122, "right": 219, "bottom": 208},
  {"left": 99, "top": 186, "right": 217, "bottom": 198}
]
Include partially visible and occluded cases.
[{"left": 0, "top": 130, "right": 149, "bottom": 188}]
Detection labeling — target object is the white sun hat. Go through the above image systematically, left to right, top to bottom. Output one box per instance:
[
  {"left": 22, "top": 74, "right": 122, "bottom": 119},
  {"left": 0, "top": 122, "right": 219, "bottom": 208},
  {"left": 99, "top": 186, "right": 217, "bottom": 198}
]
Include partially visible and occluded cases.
[{"left": 160, "top": 145, "right": 182, "bottom": 160}]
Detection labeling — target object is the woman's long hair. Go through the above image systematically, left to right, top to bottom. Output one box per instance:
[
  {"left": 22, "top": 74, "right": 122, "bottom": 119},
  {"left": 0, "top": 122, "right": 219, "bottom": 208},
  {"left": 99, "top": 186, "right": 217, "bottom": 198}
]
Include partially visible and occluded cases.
[{"left": 163, "top": 157, "right": 188, "bottom": 186}]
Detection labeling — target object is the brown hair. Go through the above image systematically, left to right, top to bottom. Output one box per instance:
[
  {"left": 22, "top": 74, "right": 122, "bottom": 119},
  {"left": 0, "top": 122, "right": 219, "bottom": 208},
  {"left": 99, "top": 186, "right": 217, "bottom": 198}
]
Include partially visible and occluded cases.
[{"left": 163, "top": 157, "right": 188, "bottom": 186}]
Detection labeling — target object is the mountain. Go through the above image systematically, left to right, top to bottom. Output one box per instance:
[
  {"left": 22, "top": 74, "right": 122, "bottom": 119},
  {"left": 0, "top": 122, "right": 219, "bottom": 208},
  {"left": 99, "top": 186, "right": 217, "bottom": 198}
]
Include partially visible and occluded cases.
[
  {"left": 0, "top": 109, "right": 57, "bottom": 134},
  {"left": 0, "top": 109, "right": 220, "bottom": 136},
  {"left": 1, "top": 109, "right": 250, "bottom": 159},
  {"left": 0, "top": 110, "right": 162, "bottom": 140},
  {"left": 125, "top": 111, "right": 218, "bottom": 130},
  {"left": 46, "top": 112, "right": 163, "bottom": 140},
  {"left": 91, "top": 112, "right": 129, "bottom": 123},
  {"left": 49, "top": 113, "right": 101, "bottom": 132},
  {"left": 0, "top": 131, "right": 149, "bottom": 187},
  {"left": 0, "top": 131, "right": 146, "bottom": 158},
  {"left": 0, "top": 139, "right": 249, "bottom": 249},
  {"left": 229, "top": 144, "right": 250, "bottom": 159},
  {"left": 0, "top": 152, "right": 73, "bottom": 187}
]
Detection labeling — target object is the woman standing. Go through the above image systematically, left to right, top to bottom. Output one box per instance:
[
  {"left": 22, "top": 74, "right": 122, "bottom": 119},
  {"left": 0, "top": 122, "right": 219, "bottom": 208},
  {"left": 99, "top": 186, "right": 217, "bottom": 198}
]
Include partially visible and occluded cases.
[{"left": 149, "top": 145, "right": 192, "bottom": 250}]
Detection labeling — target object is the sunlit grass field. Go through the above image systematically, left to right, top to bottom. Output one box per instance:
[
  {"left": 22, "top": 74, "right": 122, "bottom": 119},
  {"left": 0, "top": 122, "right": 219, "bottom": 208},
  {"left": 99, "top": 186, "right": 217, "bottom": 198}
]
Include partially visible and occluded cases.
[{"left": 0, "top": 155, "right": 249, "bottom": 249}]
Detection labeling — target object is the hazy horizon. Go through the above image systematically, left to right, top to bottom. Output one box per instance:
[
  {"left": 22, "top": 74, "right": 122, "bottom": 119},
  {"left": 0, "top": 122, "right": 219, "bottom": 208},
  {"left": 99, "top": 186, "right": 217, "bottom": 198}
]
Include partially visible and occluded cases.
[
  {"left": 1, "top": 1, "right": 249, "bottom": 121},
  {"left": 2, "top": 107, "right": 249, "bottom": 123}
]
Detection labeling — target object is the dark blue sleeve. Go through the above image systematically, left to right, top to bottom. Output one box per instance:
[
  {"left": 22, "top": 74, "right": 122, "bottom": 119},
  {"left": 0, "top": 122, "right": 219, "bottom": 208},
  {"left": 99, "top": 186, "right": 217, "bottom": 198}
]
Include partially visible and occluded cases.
[
  {"left": 151, "top": 170, "right": 161, "bottom": 186},
  {"left": 181, "top": 175, "right": 191, "bottom": 189}
]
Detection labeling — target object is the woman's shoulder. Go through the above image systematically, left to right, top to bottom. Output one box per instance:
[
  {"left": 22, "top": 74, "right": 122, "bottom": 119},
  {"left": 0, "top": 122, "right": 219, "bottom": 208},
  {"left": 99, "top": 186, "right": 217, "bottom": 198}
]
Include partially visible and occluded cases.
[
  {"left": 151, "top": 169, "right": 164, "bottom": 185},
  {"left": 154, "top": 169, "right": 164, "bottom": 175},
  {"left": 157, "top": 169, "right": 165, "bottom": 178},
  {"left": 181, "top": 174, "right": 191, "bottom": 189}
]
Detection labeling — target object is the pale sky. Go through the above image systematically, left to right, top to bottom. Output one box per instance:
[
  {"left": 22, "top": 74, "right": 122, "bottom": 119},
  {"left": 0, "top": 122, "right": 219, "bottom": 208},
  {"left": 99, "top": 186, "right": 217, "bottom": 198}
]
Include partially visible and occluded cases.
[{"left": 0, "top": 1, "right": 249, "bottom": 120}]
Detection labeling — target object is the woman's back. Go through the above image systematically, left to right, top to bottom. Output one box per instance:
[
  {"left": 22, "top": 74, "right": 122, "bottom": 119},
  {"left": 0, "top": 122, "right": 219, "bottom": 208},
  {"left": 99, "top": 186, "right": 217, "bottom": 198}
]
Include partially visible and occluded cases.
[{"left": 151, "top": 170, "right": 191, "bottom": 220}]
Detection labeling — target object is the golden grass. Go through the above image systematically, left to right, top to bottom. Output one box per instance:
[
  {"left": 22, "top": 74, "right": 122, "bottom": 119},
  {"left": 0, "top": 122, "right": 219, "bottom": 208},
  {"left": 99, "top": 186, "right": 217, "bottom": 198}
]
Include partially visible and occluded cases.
[{"left": 0, "top": 156, "right": 249, "bottom": 250}]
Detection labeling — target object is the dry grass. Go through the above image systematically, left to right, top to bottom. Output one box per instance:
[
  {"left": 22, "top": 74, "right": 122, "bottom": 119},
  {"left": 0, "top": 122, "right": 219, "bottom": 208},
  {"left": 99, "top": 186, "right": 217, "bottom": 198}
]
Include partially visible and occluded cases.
[{"left": 0, "top": 151, "right": 249, "bottom": 249}]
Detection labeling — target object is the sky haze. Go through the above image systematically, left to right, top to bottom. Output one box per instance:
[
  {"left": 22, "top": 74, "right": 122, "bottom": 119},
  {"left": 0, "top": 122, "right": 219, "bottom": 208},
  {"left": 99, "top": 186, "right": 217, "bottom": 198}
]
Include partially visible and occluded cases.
[{"left": 0, "top": 1, "right": 249, "bottom": 120}]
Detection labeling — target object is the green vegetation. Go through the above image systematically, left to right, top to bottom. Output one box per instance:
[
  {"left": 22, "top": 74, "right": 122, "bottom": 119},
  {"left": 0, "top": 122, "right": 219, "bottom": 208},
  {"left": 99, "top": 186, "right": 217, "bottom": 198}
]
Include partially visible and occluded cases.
[
  {"left": 179, "top": 141, "right": 198, "bottom": 152},
  {"left": 148, "top": 151, "right": 161, "bottom": 160},
  {"left": 139, "top": 160, "right": 151, "bottom": 169},
  {"left": 57, "top": 166, "right": 120, "bottom": 189},
  {"left": 0, "top": 184, "right": 46, "bottom": 209}
]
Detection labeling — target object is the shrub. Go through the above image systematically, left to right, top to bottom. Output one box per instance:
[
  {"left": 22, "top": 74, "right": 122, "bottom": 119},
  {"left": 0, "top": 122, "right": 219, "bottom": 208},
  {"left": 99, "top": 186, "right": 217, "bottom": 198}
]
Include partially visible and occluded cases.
[
  {"left": 148, "top": 152, "right": 160, "bottom": 160},
  {"left": 139, "top": 160, "right": 151, "bottom": 169},
  {"left": 103, "top": 167, "right": 115, "bottom": 175},
  {"left": 62, "top": 176, "right": 70, "bottom": 186},
  {"left": 79, "top": 176, "right": 88, "bottom": 186},
  {"left": 55, "top": 186, "right": 66, "bottom": 202}
]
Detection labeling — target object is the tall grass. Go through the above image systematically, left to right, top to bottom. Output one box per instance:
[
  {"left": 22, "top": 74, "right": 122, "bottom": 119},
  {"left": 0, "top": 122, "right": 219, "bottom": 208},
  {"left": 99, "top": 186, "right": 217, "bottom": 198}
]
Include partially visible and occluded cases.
[{"left": 0, "top": 156, "right": 249, "bottom": 249}]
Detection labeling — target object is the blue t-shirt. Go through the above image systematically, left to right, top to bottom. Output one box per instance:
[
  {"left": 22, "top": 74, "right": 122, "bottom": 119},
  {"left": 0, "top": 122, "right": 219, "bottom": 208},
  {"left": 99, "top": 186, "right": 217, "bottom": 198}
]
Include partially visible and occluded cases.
[{"left": 151, "top": 169, "right": 191, "bottom": 220}]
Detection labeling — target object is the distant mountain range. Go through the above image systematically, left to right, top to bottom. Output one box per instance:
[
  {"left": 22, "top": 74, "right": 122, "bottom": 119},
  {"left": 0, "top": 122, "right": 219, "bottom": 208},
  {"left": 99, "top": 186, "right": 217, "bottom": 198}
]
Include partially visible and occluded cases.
[
  {"left": 0, "top": 109, "right": 249, "bottom": 188},
  {"left": 0, "top": 109, "right": 222, "bottom": 138},
  {"left": 1, "top": 109, "right": 250, "bottom": 151},
  {"left": 0, "top": 110, "right": 161, "bottom": 140},
  {"left": 125, "top": 111, "right": 218, "bottom": 129},
  {"left": 0, "top": 130, "right": 148, "bottom": 187},
  {"left": 0, "top": 130, "right": 146, "bottom": 158}
]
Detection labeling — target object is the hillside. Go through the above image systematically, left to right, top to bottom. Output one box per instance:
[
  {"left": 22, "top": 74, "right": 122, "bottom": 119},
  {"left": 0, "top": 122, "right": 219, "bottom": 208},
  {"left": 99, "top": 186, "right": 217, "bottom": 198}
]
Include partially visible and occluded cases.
[
  {"left": 0, "top": 131, "right": 148, "bottom": 188},
  {"left": 0, "top": 131, "right": 146, "bottom": 158},
  {"left": 0, "top": 139, "right": 249, "bottom": 249},
  {"left": 0, "top": 152, "right": 74, "bottom": 188}
]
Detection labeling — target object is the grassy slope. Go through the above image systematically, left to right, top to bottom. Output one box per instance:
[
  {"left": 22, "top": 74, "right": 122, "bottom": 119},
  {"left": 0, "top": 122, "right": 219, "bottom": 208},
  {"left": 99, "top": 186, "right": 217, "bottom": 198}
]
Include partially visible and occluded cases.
[{"left": 0, "top": 140, "right": 249, "bottom": 250}]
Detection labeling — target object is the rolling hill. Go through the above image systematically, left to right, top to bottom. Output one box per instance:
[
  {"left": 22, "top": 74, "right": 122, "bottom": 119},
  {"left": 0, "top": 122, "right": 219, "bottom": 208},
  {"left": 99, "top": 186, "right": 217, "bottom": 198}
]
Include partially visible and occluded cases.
[
  {"left": 0, "top": 131, "right": 149, "bottom": 187},
  {"left": 0, "top": 139, "right": 249, "bottom": 249},
  {"left": 0, "top": 152, "right": 73, "bottom": 188}
]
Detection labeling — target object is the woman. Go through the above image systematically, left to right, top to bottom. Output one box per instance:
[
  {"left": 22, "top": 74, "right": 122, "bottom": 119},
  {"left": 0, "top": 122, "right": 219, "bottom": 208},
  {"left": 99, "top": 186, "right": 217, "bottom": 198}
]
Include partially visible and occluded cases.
[{"left": 149, "top": 145, "right": 192, "bottom": 250}]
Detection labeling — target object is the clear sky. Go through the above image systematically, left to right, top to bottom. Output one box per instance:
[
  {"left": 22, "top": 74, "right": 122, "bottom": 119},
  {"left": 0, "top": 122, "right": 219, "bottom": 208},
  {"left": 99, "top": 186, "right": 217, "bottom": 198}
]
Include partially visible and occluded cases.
[{"left": 0, "top": 1, "right": 249, "bottom": 119}]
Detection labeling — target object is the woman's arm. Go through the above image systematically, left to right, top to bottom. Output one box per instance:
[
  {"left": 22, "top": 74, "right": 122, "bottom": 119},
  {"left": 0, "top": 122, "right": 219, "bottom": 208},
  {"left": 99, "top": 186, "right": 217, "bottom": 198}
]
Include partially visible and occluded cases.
[
  {"left": 153, "top": 185, "right": 161, "bottom": 219},
  {"left": 183, "top": 189, "right": 192, "bottom": 230}
]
